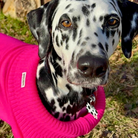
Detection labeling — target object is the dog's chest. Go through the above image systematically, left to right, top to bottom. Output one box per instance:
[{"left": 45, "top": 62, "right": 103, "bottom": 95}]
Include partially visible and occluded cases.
[{"left": 37, "top": 61, "right": 95, "bottom": 121}]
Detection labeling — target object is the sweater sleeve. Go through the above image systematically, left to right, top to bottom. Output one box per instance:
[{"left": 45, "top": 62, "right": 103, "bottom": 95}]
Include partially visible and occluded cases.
[
  {"left": 0, "top": 33, "right": 27, "bottom": 137},
  {"left": 0, "top": 33, "right": 19, "bottom": 123}
]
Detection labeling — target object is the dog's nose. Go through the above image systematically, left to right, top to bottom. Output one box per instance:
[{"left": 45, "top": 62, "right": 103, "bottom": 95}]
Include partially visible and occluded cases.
[{"left": 77, "top": 55, "right": 109, "bottom": 77}]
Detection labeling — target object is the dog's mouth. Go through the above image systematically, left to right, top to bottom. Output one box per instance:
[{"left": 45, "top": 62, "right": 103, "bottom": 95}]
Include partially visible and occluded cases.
[
  {"left": 66, "top": 54, "right": 109, "bottom": 89},
  {"left": 66, "top": 66, "right": 108, "bottom": 89},
  {"left": 65, "top": 71, "right": 107, "bottom": 119},
  {"left": 67, "top": 76, "right": 105, "bottom": 89},
  {"left": 67, "top": 76, "right": 104, "bottom": 119}
]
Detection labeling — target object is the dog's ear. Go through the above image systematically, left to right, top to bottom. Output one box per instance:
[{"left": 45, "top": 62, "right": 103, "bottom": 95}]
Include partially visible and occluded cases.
[
  {"left": 27, "top": 0, "right": 58, "bottom": 59},
  {"left": 118, "top": 0, "right": 138, "bottom": 58}
]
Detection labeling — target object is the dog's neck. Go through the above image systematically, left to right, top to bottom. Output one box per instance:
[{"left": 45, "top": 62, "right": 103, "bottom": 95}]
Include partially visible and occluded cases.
[{"left": 37, "top": 48, "right": 96, "bottom": 121}]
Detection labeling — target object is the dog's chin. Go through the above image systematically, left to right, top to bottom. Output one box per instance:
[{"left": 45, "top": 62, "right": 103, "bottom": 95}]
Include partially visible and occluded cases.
[
  {"left": 66, "top": 67, "right": 109, "bottom": 87},
  {"left": 67, "top": 74, "right": 107, "bottom": 89},
  {"left": 67, "top": 79, "right": 99, "bottom": 89},
  {"left": 80, "top": 84, "right": 98, "bottom": 89}
]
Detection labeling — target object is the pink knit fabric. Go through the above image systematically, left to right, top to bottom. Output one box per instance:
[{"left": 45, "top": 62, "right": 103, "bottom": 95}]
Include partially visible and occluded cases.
[{"left": 0, "top": 33, "right": 106, "bottom": 138}]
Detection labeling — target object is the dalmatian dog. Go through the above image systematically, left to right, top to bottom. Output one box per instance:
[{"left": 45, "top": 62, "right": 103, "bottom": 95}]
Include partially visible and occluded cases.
[{"left": 27, "top": 0, "right": 138, "bottom": 121}]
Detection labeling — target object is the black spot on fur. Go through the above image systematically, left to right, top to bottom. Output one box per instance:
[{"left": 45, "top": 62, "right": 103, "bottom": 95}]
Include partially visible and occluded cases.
[
  {"left": 91, "top": 3, "right": 96, "bottom": 9},
  {"left": 65, "top": 4, "right": 71, "bottom": 9},
  {"left": 85, "top": 4, "right": 90, "bottom": 8},
  {"left": 82, "top": 6, "right": 90, "bottom": 16},
  {"left": 69, "top": 8, "right": 74, "bottom": 12},
  {"left": 70, "top": 16, "right": 78, "bottom": 41},
  {"left": 72, "top": 16, "right": 77, "bottom": 23},
  {"left": 78, "top": 16, "right": 81, "bottom": 21},
  {"left": 93, "top": 16, "right": 96, "bottom": 22},
  {"left": 99, "top": 16, "right": 103, "bottom": 22},
  {"left": 86, "top": 19, "right": 90, "bottom": 26},
  {"left": 55, "top": 26, "right": 59, "bottom": 31},
  {"left": 73, "top": 28, "right": 77, "bottom": 41},
  {"left": 117, "top": 28, "right": 119, "bottom": 33},
  {"left": 79, "top": 29, "right": 83, "bottom": 38},
  {"left": 111, "top": 30, "right": 116, "bottom": 37},
  {"left": 119, "top": 30, "right": 121, "bottom": 38},
  {"left": 106, "top": 31, "right": 110, "bottom": 38},
  {"left": 53, "top": 32, "right": 55, "bottom": 38},
  {"left": 94, "top": 32, "right": 98, "bottom": 37},
  {"left": 62, "top": 34, "right": 69, "bottom": 43},
  {"left": 56, "top": 35, "right": 59, "bottom": 47},
  {"left": 85, "top": 37, "right": 90, "bottom": 40},
  {"left": 77, "top": 39, "right": 81, "bottom": 45},
  {"left": 112, "top": 39, "right": 115, "bottom": 45},
  {"left": 60, "top": 40, "right": 63, "bottom": 45},
  {"left": 81, "top": 41, "right": 87, "bottom": 46},
  {"left": 98, "top": 42, "right": 104, "bottom": 50},
  {"left": 105, "top": 42, "right": 109, "bottom": 52},
  {"left": 66, "top": 44, "right": 69, "bottom": 50},
  {"left": 91, "top": 44, "right": 96, "bottom": 48},
  {"left": 51, "top": 48, "right": 62, "bottom": 61},
  {"left": 76, "top": 49, "right": 84, "bottom": 59},
  {"left": 50, "top": 50, "right": 62, "bottom": 77},
  {"left": 85, "top": 51, "right": 91, "bottom": 56},
  {"left": 101, "top": 51, "right": 106, "bottom": 56},
  {"left": 71, "top": 52, "right": 75, "bottom": 63},
  {"left": 39, "top": 59, "right": 44, "bottom": 64},
  {"left": 39, "top": 67, "right": 46, "bottom": 78},
  {"left": 64, "top": 69, "right": 67, "bottom": 74},
  {"left": 52, "top": 73, "right": 57, "bottom": 85},
  {"left": 66, "top": 84, "right": 71, "bottom": 91},
  {"left": 66, "top": 85, "right": 79, "bottom": 106},
  {"left": 82, "top": 88, "right": 96, "bottom": 97},
  {"left": 69, "top": 93, "right": 79, "bottom": 106},
  {"left": 57, "top": 97, "right": 68, "bottom": 107},
  {"left": 51, "top": 99, "right": 55, "bottom": 106},
  {"left": 67, "top": 103, "right": 78, "bottom": 115},
  {"left": 67, "top": 105, "right": 72, "bottom": 114},
  {"left": 87, "top": 105, "right": 91, "bottom": 109},
  {"left": 52, "top": 107, "right": 56, "bottom": 112},
  {"left": 62, "top": 107, "right": 66, "bottom": 111},
  {"left": 54, "top": 112, "right": 59, "bottom": 118},
  {"left": 63, "top": 113, "right": 66, "bottom": 117},
  {"left": 65, "top": 115, "right": 70, "bottom": 121},
  {"left": 60, "top": 117, "right": 64, "bottom": 121}
]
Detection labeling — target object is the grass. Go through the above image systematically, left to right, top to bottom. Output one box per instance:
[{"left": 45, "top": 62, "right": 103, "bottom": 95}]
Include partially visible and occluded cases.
[
  {"left": 0, "top": 12, "right": 138, "bottom": 138},
  {"left": 0, "top": 12, "right": 36, "bottom": 44}
]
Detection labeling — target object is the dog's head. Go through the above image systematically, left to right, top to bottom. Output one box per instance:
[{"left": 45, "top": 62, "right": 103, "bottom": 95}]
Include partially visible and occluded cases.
[{"left": 27, "top": 0, "right": 138, "bottom": 89}]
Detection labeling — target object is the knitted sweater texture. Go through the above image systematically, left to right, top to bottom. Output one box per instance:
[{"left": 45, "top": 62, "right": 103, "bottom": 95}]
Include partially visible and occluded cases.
[{"left": 0, "top": 33, "right": 105, "bottom": 138}]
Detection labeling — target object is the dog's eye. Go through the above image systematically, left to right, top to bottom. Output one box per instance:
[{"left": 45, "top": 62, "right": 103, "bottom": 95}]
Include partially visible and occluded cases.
[
  {"left": 103, "top": 14, "right": 120, "bottom": 29},
  {"left": 106, "top": 17, "right": 120, "bottom": 29},
  {"left": 108, "top": 18, "right": 117, "bottom": 26},
  {"left": 61, "top": 20, "right": 72, "bottom": 28}
]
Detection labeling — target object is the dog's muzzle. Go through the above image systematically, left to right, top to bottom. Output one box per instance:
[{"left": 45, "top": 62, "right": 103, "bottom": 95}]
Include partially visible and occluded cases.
[
  {"left": 67, "top": 55, "right": 109, "bottom": 88},
  {"left": 77, "top": 55, "right": 109, "bottom": 78}
]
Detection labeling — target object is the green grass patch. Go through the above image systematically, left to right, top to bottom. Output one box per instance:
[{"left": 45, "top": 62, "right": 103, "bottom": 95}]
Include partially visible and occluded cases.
[{"left": 0, "top": 12, "right": 36, "bottom": 44}]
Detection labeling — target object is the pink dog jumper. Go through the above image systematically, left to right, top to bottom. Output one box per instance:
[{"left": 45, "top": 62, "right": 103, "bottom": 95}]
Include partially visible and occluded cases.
[{"left": 0, "top": 33, "right": 106, "bottom": 138}]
